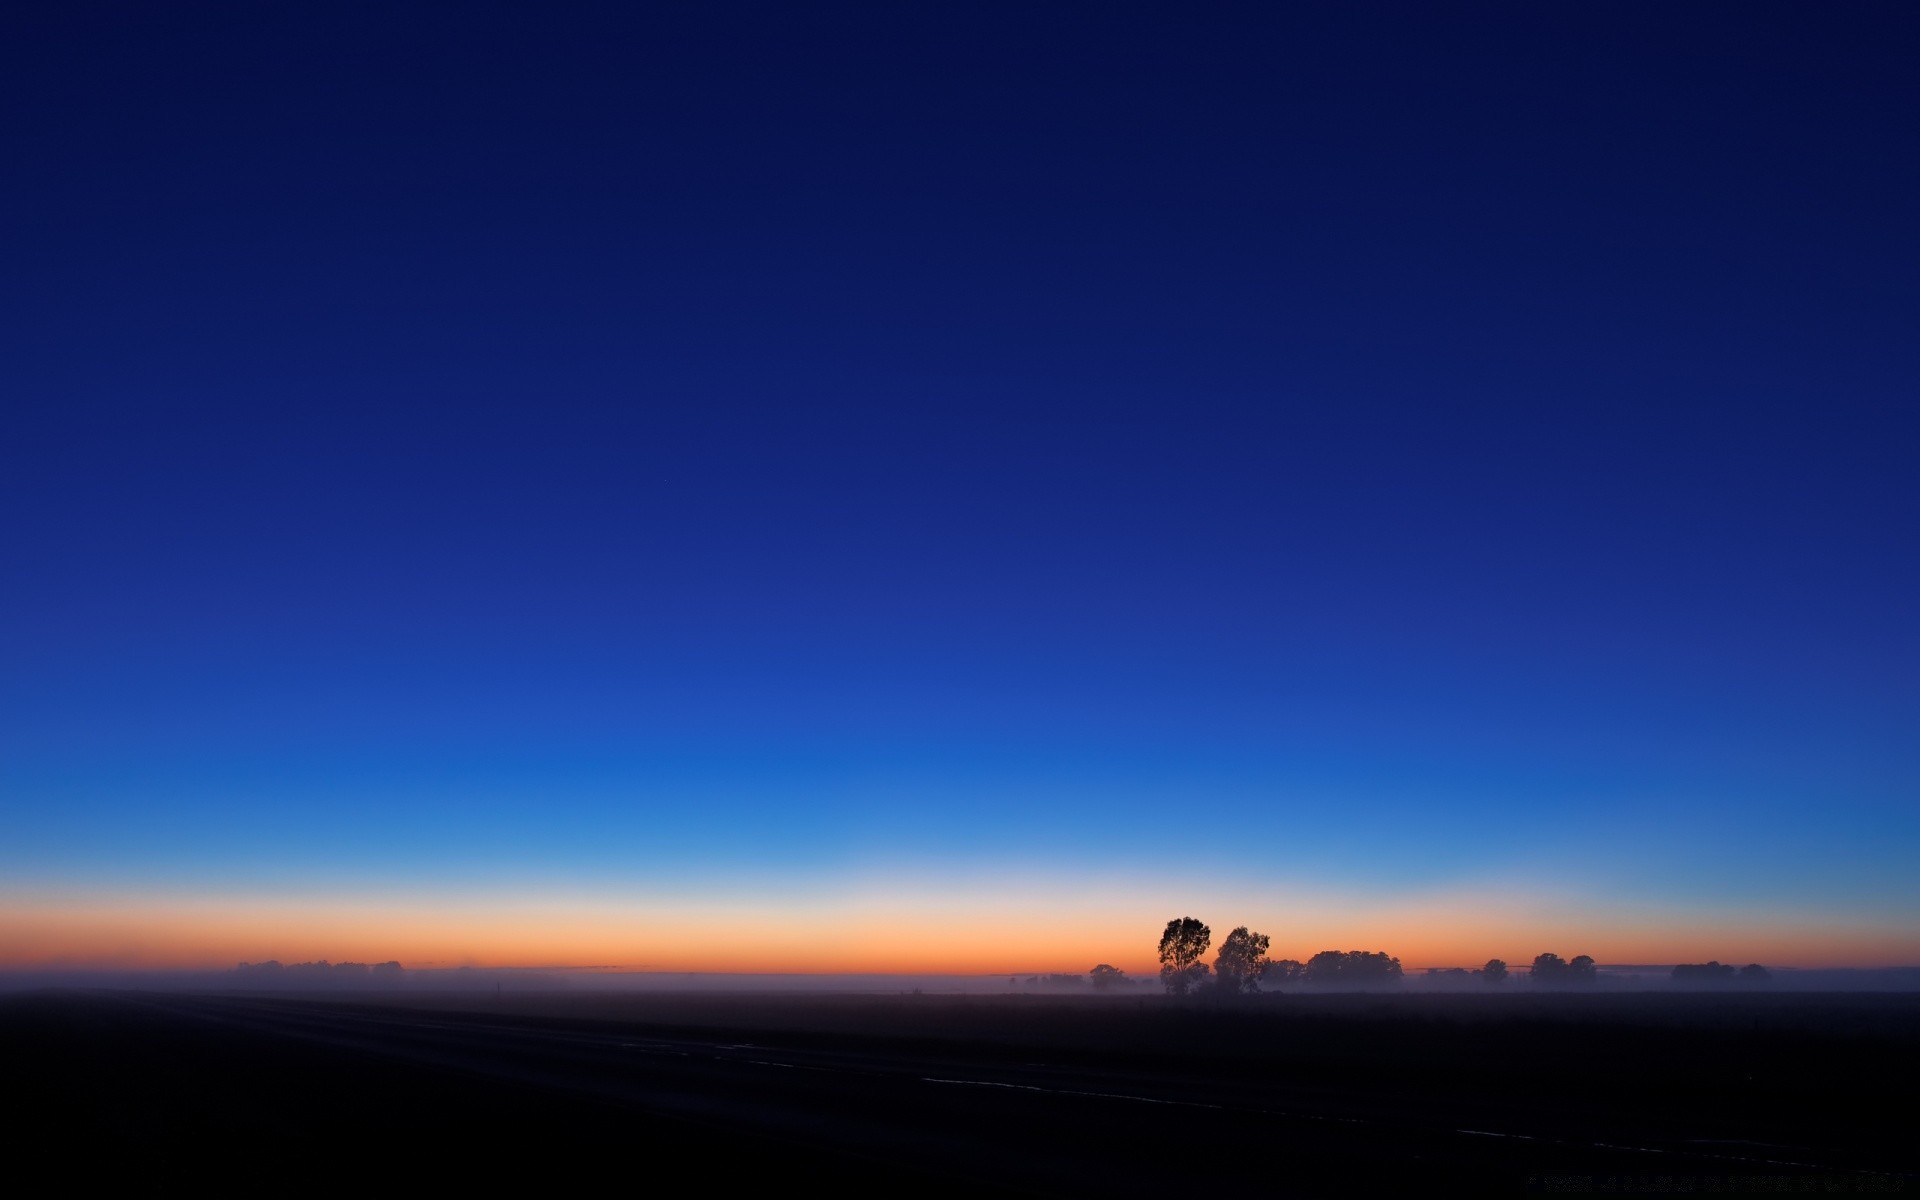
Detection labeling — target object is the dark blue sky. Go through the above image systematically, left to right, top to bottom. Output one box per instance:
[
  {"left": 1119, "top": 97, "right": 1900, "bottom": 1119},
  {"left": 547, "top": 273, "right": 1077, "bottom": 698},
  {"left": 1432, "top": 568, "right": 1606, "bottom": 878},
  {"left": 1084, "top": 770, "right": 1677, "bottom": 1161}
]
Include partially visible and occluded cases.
[{"left": 3, "top": 4, "right": 1915, "bottom": 967}]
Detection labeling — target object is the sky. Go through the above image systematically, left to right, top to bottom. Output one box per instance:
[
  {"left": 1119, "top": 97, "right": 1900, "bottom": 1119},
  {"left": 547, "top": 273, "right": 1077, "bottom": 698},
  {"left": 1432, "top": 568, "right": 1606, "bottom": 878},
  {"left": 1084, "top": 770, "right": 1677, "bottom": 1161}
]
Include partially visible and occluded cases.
[{"left": 3, "top": 3, "right": 1916, "bottom": 974}]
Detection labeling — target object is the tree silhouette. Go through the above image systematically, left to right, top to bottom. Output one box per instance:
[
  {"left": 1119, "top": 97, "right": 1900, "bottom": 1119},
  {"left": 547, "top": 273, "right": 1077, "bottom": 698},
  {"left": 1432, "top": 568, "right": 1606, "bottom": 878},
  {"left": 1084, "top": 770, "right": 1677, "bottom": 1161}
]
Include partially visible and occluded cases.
[
  {"left": 1157, "top": 917, "right": 1211, "bottom": 996},
  {"left": 1214, "top": 927, "right": 1271, "bottom": 995},
  {"left": 1304, "top": 949, "right": 1403, "bottom": 987},
  {"left": 1532, "top": 952, "right": 1597, "bottom": 986},
  {"left": 1262, "top": 958, "right": 1305, "bottom": 985},
  {"left": 1482, "top": 958, "right": 1508, "bottom": 984},
  {"left": 1672, "top": 961, "right": 1738, "bottom": 985},
  {"left": 1089, "top": 963, "right": 1129, "bottom": 989}
]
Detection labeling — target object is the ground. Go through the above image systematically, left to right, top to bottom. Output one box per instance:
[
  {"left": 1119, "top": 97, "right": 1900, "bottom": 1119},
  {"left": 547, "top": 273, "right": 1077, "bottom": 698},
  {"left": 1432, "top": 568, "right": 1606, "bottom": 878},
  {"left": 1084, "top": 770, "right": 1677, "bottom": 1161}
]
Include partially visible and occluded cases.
[{"left": 5, "top": 988, "right": 1914, "bottom": 1194}]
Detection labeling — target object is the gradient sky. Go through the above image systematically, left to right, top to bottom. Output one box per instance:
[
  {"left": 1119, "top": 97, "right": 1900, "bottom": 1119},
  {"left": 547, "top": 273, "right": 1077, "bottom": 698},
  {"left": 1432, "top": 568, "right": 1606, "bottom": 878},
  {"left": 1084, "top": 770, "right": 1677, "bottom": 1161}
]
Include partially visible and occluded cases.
[{"left": 3, "top": 3, "right": 1916, "bottom": 973}]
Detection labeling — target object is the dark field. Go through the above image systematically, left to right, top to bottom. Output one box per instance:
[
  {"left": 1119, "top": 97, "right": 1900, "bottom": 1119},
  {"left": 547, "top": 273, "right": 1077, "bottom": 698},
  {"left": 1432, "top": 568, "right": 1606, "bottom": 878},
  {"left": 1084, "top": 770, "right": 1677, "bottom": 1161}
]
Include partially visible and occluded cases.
[{"left": 6, "top": 989, "right": 1915, "bottom": 1195}]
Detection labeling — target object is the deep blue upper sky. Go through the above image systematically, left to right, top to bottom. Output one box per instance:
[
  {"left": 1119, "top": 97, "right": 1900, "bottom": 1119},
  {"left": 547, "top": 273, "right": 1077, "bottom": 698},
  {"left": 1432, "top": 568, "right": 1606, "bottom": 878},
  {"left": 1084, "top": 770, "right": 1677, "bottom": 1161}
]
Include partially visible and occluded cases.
[{"left": 2, "top": 4, "right": 1915, "bottom": 955}]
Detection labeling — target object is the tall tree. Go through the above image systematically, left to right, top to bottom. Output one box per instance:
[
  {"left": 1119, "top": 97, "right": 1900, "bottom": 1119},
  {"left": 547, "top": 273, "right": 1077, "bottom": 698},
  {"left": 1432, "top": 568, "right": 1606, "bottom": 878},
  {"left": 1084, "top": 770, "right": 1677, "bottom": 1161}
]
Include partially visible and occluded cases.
[
  {"left": 1157, "top": 917, "right": 1211, "bottom": 996},
  {"left": 1214, "top": 927, "right": 1271, "bottom": 995}
]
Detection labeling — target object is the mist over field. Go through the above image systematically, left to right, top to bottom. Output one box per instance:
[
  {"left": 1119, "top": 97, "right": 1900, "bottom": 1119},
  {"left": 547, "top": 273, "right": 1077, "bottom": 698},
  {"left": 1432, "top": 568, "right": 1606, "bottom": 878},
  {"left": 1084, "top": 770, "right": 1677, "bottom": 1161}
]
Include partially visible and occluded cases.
[{"left": 10, "top": 963, "right": 1920, "bottom": 995}]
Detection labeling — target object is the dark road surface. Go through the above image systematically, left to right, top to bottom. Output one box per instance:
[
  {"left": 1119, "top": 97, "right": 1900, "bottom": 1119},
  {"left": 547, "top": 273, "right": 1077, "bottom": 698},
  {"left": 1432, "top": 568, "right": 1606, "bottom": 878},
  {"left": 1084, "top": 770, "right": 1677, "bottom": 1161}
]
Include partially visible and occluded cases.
[{"left": 5, "top": 990, "right": 1912, "bottom": 1194}]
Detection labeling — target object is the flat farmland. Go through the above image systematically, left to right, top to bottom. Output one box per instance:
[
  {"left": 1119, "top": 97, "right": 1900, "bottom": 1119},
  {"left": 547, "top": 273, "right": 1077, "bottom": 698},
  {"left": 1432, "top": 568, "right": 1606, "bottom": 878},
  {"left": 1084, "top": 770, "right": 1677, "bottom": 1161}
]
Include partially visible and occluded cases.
[{"left": 5, "top": 989, "right": 1913, "bottom": 1194}]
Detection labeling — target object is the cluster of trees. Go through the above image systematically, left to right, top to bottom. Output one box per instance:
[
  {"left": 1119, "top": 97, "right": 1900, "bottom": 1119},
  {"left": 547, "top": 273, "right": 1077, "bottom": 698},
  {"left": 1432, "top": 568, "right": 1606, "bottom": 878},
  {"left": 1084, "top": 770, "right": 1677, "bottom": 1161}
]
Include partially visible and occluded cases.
[
  {"left": 1154, "top": 918, "right": 1405, "bottom": 996},
  {"left": 1146, "top": 924, "right": 1703, "bottom": 995},
  {"left": 1070, "top": 934, "right": 1783, "bottom": 995},
  {"left": 1285, "top": 950, "right": 1403, "bottom": 985},
  {"left": 1528, "top": 952, "right": 1597, "bottom": 985}
]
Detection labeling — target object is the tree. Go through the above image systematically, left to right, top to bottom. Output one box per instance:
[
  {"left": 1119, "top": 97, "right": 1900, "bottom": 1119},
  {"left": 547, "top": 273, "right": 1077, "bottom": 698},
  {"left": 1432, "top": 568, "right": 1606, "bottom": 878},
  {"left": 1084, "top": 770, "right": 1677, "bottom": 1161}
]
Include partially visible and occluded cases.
[
  {"left": 1158, "top": 917, "right": 1211, "bottom": 996},
  {"left": 1214, "top": 927, "right": 1271, "bottom": 995},
  {"left": 1304, "top": 949, "right": 1403, "bottom": 987},
  {"left": 1304, "top": 950, "right": 1343, "bottom": 983},
  {"left": 1531, "top": 953, "right": 1568, "bottom": 984},
  {"left": 1568, "top": 954, "right": 1597, "bottom": 984},
  {"left": 1262, "top": 958, "right": 1305, "bottom": 985},
  {"left": 1482, "top": 958, "right": 1508, "bottom": 984},
  {"left": 1672, "top": 961, "right": 1737, "bottom": 985},
  {"left": 1739, "top": 963, "right": 1771, "bottom": 983},
  {"left": 1089, "top": 964, "right": 1129, "bottom": 989}
]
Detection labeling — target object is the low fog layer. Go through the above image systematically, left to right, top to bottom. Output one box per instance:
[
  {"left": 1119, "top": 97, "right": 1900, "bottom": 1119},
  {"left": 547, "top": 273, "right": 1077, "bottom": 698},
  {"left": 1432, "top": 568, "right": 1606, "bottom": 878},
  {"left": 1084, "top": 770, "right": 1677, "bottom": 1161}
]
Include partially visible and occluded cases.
[{"left": 4, "top": 963, "right": 1919, "bottom": 994}]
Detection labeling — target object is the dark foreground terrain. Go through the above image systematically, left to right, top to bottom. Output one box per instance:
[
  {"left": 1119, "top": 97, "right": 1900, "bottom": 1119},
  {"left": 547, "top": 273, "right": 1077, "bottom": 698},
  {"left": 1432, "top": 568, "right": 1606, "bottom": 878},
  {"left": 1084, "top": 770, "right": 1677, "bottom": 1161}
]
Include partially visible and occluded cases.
[{"left": 5, "top": 989, "right": 1914, "bottom": 1195}]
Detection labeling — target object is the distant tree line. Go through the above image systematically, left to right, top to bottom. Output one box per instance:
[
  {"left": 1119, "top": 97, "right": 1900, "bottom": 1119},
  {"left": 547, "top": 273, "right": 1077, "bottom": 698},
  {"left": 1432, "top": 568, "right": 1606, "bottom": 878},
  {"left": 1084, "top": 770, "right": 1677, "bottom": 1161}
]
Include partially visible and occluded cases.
[
  {"left": 1124, "top": 923, "right": 1776, "bottom": 996},
  {"left": 233, "top": 960, "right": 404, "bottom": 988},
  {"left": 1672, "top": 961, "right": 1771, "bottom": 985},
  {"left": 1011, "top": 967, "right": 1147, "bottom": 989},
  {"left": 1017, "top": 972, "right": 1095, "bottom": 987}
]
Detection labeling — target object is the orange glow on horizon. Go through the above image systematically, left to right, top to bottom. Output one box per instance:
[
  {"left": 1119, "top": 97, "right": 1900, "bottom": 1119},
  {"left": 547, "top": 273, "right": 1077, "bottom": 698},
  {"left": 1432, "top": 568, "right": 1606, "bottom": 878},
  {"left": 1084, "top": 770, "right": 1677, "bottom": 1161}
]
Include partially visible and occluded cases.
[{"left": 3, "top": 885, "right": 1913, "bottom": 974}]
